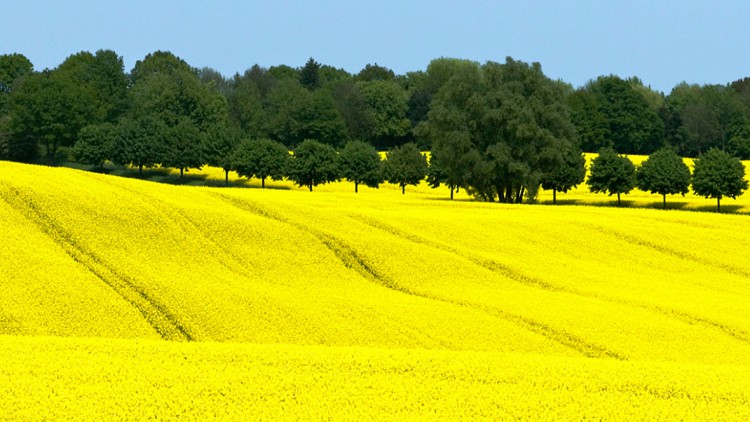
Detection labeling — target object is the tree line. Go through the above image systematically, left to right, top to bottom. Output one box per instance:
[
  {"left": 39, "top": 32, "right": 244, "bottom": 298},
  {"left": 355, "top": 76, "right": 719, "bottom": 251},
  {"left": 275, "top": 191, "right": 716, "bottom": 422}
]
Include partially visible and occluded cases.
[{"left": 0, "top": 50, "right": 747, "bottom": 210}]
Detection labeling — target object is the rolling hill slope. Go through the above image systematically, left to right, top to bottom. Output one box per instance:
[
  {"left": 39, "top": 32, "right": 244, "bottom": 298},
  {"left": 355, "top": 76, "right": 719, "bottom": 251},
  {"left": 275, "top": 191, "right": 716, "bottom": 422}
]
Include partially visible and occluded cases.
[{"left": 1, "top": 161, "right": 749, "bottom": 419}]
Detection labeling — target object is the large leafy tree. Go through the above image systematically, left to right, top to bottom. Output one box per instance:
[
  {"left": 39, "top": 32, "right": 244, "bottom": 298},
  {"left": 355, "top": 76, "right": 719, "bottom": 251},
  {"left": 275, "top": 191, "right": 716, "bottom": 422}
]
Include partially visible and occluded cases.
[
  {"left": 57, "top": 50, "right": 129, "bottom": 124},
  {"left": 128, "top": 51, "right": 229, "bottom": 176},
  {"left": 0, "top": 53, "right": 34, "bottom": 113},
  {"left": 0, "top": 54, "right": 34, "bottom": 160},
  {"left": 423, "top": 57, "right": 577, "bottom": 203},
  {"left": 7, "top": 70, "right": 97, "bottom": 162},
  {"left": 228, "top": 71, "right": 265, "bottom": 138},
  {"left": 572, "top": 75, "right": 664, "bottom": 154},
  {"left": 265, "top": 79, "right": 347, "bottom": 147},
  {"left": 331, "top": 80, "right": 375, "bottom": 141},
  {"left": 357, "top": 80, "right": 411, "bottom": 149},
  {"left": 663, "top": 83, "right": 750, "bottom": 158},
  {"left": 111, "top": 116, "right": 167, "bottom": 174},
  {"left": 161, "top": 117, "right": 204, "bottom": 179},
  {"left": 74, "top": 123, "right": 116, "bottom": 169},
  {"left": 203, "top": 124, "right": 243, "bottom": 186},
  {"left": 232, "top": 138, "right": 289, "bottom": 188},
  {"left": 287, "top": 139, "right": 339, "bottom": 191},
  {"left": 339, "top": 140, "right": 383, "bottom": 193},
  {"left": 383, "top": 143, "right": 428, "bottom": 194},
  {"left": 540, "top": 145, "right": 587, "bottom": 204},
  {"left": 587, "top": 147, "right": 636, "bottom": 206},
  {"left": 635, "top": 147, "right": 691, "bottom": 208},
  {"left": 692, "top": 148, "right": 748, "bottom": 212}
]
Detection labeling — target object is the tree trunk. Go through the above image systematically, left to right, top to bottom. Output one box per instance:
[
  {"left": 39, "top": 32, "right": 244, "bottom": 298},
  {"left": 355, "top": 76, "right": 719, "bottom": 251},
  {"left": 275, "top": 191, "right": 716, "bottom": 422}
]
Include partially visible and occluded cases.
[
  {"left": 139, "top": 164, "right": 143, "bottom": 175},
  {"left": 180, "top": 168, "right": 184, "bottom": 179},
  {"left": 225, "top": 169, "right": 229, "bottom": 187},
  {"left": 262, "top": 177, "right": 266, "bottom": 189},
  {"left": 355, "top": 181, "right": 359, "bottom": 193},
  {"left": 308, "top": 183, "right": 313, "bottom": 192},
  {"left": 401, "top": 184, "right": 405, "bottom": 195},
  {"left": 450, "top": 186, "right": 454, "bottom": 200},
  {"left": 553, "top": 188, "right": 557, "bottom": 205},
  {"left": 617, "top": 193, "right": 621, "bottom": 206},
  {"left": 663, "top": 194, "right": 666, "bottom": 209},
  {"left": 717, "top": 196, "right": 721, "bottom": 213}
]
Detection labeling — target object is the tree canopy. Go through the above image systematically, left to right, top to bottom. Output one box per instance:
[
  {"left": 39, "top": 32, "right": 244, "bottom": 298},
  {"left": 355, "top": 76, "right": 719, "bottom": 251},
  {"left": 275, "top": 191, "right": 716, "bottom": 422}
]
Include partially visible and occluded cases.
[
  {"left": 587, "top": 147, "right": 636, "bottom": 206},
  {"left": 635, "top": 147, "right": 691, "bottom": 208},
  {"left": 692, "top": 148, "right": 748, "bottom": 212}
]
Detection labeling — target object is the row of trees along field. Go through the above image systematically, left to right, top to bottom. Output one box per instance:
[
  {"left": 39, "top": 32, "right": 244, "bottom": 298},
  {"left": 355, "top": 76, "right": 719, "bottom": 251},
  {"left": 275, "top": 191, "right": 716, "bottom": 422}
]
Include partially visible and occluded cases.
[{"left": 0, "top": 50, "right": 748, "bottom": 208}]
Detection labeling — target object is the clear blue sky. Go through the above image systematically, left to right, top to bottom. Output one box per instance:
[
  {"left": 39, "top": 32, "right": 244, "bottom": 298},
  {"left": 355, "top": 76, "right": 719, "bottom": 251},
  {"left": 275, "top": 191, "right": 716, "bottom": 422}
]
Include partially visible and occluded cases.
[{"left": 2, "top": 0, "right": 749, "bottom": 93}]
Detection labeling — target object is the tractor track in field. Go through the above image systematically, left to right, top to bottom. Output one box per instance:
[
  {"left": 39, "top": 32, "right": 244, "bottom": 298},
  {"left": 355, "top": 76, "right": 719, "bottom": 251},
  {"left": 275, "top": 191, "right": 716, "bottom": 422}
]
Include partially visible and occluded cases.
[
  {"left": 0, "top": 184, "right": 192, "bottom": 342},
  {"left": 212, "top": 192, "right": 626, "bottom": 360},
  {"left": 354, "top": 213, "right": 750, "bottom": 347}
]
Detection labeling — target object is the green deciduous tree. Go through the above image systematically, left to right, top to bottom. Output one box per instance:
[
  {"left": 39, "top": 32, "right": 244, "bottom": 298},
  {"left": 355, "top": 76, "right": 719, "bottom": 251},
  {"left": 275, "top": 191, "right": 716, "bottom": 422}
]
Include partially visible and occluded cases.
[
  {"left": 0, "top": 53, "right": 34, "bottom": 114},
  {"left": 423, "top": 58, "right": 577, "bottom": 203},
  {"left": 356, "top": 63, "right": 395, "bottom": 82},
  {"left": 8, "top": 70, "right": 97, "bottom": 162},
  {"left": 228, "top": 72, "right": 265, "bottom": 138},
  {"left": 573, "top": 75, "right": 664, "bottom": 154},
  {"left": 265, "top": 79, "right": 347, "bottom": 147},
  {"left": 357, "top": 80, "right": 411, "bottom": 149},
  {"left": 664, "top": 83, "right": 750, "bottom": 158},
  {"left": 111, "top": 116, "right": 166, "bottom": 174},
  {"left": 161, "top": 117, "right": 204, "bottom": 179},
  {"left": 74, "top": 123, "right": 116, "bottom": 169},
  {"left": 203, "top": 124, "right": 243, "bottom": 186},
  {"left": 232, "top": 138, "right": 289, "bottom": 188},
  {"left": 287, "top": 139, "right": 339, "bottom": 191},
  {"left": 339, "top": 140, "right": 383, "bottom": 192},
  {"left": 383, "top": 143, "right": 427, "bottom": 194},
  {"left": 540, "top": 146, "right": 586, "bottom": 204},
  {"left": 587, "top": 147, "right": 636, "bottom": 206},
  {"left": 635, "top": 147, "right": 691, "bottom": 208},
  {"left": 692, "top": 148, "right": 748, "bottom": 212}
]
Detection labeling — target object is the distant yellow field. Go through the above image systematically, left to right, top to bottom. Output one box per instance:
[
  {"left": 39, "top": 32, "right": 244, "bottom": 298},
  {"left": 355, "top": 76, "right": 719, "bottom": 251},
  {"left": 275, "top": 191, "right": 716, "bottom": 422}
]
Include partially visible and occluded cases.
[{"left": 1, "top": 160, "right": 750, "bottom": 419}]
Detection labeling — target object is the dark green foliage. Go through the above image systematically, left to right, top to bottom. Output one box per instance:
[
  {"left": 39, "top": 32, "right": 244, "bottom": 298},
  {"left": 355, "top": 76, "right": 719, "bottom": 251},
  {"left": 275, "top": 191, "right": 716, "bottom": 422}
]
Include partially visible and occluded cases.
[
  {"left": 58, "top": 50, "right": 129, "bottom": 124},
  {"left": 130, "top": 51, "right": 194, "bottom": 85},
  {"left": 0, "top": 53, "right": 34, "bottom": 113},
  {"left": 423, "top": 57, "right": 577, "bottom": 203},
  {"left": 299, "top": 58, "right": 321, "bottom": 90},
  {"left": 356, "top": 64, "right": 395, "bottom": 82},
  {"left": 7, "top": 70, "right": 97, "bottom": 162},
  {"left": 228, "top": 73, "right": 265, "bottom": 138},
  {"left": 571, "top": 76, "right": 664, "bottom": 154},
  {"left": 265, "top": 79, "right": 347, "bottom": 147},
  {"left": 331, "top": 80, "right": 375, "bottom": 141},
  {"left": 357, "top": 80, "right": 411, "bottom": 149},
  {"left": 663, "top": 83, "right": 750, "bottom": 159},
  {"left": 111, "top": 116, "right": 166, "bottom": 174},
  {"left": 161, "top": 118, "right": 204, "bottom": 179},
  {"left": 74, "top": 123, "right": 116, "bottom": 168},
  {"left": 203, "top": 124, "right": 243, "bottom": 185},
  {"left": 425, "top": 132, "right": 478, "bottom": 200},
  {"left": 232, "top": 138, "right": 289, "bottom": 188},
  {"left": 287, "top": 139, "right": 339, "bottom": 191},
  {"left": 339, "top": 140, "right": 383, "bottom": 192},
  {"left": 383, "top": 143, "right": 427, "bottom": 194},
  {"left": 540, "top": 146, "right": 587, "bottom": 204},
  {"left": 587, "top": 147, "right": 636, "bottom": 206},
  {"left": 635, "top": 147, "right": 691, "bottom": 208},
  {"left": 692, "top": 148, "right": 748, "bottom": 212}
]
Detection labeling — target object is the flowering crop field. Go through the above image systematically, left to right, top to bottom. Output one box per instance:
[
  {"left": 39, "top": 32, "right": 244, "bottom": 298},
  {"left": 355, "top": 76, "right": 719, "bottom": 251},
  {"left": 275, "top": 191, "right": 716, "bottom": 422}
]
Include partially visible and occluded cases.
[{"left": 1, "top": 160, "right": 750, "bottom": 420}]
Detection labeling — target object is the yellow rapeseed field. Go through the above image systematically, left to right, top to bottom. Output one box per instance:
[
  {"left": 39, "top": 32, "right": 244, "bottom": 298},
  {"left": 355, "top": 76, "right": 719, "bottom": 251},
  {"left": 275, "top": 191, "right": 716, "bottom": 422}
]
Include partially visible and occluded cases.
[{"left": 1, "top": 159, "right": 750, "bottom": 420}]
